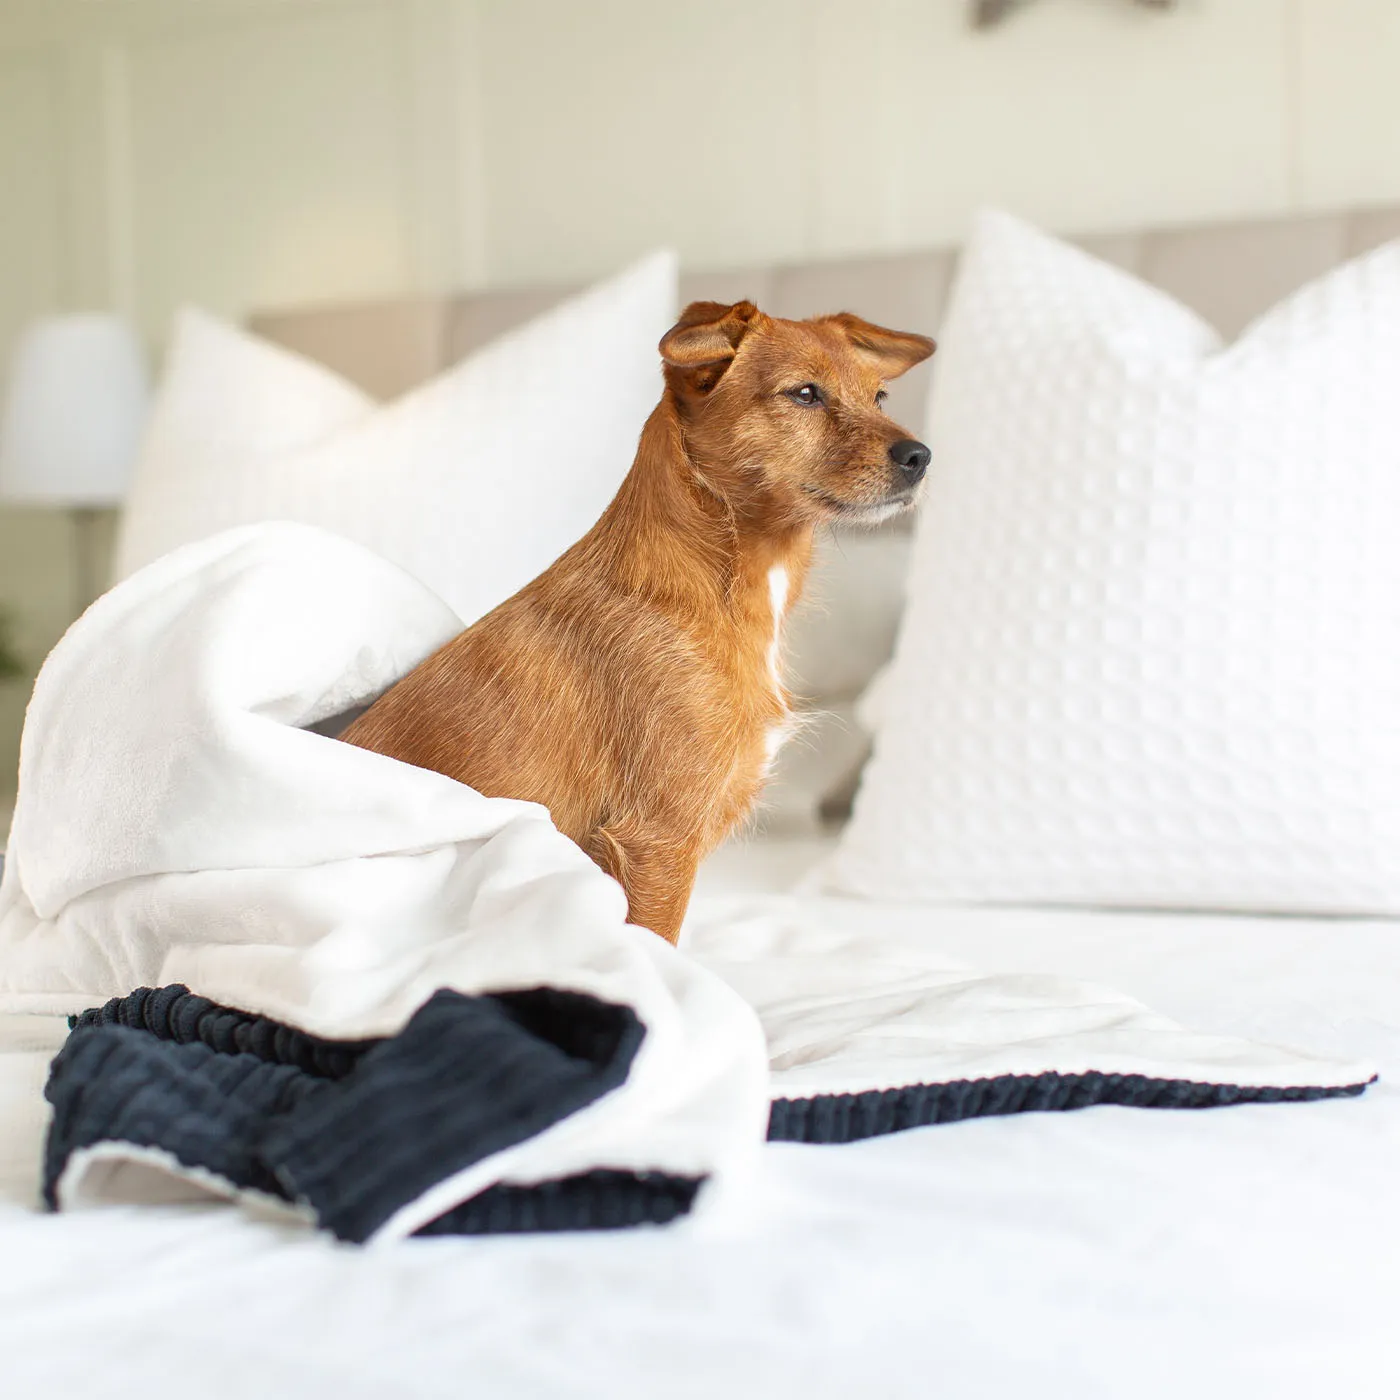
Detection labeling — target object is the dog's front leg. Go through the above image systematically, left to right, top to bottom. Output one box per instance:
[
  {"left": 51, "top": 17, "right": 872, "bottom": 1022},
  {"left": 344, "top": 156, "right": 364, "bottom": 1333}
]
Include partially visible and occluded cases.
[
  {"left": 583, "top": 823, "right": 698, "bottom": 944},
  {"left": 624, "top": 856, "right": 698, "bottom": 944}
]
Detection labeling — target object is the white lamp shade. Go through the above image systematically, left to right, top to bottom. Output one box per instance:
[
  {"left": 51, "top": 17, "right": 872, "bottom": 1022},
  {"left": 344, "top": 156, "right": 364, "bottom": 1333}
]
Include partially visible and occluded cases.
[{"left": 0, "top": 314, "right": 151, "bottom": 506}]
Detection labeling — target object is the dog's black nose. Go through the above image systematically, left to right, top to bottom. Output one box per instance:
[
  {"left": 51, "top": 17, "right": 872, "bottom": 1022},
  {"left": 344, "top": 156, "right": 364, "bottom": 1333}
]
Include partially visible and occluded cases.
[{"left": 889, "top": 438, "right": 931, "bottom": 486}]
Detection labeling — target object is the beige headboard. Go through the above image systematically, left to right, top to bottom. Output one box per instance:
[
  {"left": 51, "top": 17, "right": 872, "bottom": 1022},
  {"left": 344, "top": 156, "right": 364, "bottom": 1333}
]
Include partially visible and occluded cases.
[{"left": 251, "top": 203, "right": 1400, "bottom": 434}]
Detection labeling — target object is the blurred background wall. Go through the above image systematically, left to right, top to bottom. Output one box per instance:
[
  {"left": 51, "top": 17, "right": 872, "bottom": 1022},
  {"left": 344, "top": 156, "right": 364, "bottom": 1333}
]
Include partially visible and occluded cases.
[{"left": 1, "top": 0, "right": 1399, "bottom": 789}]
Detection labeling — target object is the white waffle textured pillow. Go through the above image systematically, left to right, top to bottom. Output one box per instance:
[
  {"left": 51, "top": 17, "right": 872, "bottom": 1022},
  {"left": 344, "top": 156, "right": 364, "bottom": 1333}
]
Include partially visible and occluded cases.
[
  {"left": 828, "top": 211, "right": 1400, "bottom": 914},
  {"left": 115, "top": 252, "right": 677, "bottom": 626}
]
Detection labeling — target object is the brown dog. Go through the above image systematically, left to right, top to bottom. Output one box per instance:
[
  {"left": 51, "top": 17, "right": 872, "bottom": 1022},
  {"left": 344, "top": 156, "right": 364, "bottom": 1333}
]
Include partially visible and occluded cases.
[{"left": 342, "top": 301, "right": 934, "bottom": 942}]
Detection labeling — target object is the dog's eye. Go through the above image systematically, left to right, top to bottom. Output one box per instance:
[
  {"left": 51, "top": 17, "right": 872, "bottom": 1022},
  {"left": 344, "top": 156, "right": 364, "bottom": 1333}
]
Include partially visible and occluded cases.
[
  {"left": 786, "top": 384, "right": 823, "bottom": 407},
  {"left": 875, "top": 389, "right": 889, "bottom": 409}
]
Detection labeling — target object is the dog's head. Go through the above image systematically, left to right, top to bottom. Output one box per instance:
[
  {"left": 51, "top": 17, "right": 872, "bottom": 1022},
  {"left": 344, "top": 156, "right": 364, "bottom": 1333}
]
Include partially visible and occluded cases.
[{"left": 659, "top": 301, "right": 935, "bottom": 526}]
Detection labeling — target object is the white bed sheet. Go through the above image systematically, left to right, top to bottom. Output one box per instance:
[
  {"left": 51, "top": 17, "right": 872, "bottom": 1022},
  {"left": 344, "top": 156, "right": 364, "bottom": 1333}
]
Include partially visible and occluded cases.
[{"left": 2, "top": 833, "right": 1397, "bottom": 1399}]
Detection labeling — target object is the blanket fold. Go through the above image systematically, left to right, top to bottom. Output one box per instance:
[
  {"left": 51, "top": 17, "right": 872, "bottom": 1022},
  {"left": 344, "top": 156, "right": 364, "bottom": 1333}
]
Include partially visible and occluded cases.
[
  {"left": 0, "top": 524, "right": 1376, "bottom": 1244},
  {"left": 48, "top": 984, "right": 678, "bottom": 1241}
]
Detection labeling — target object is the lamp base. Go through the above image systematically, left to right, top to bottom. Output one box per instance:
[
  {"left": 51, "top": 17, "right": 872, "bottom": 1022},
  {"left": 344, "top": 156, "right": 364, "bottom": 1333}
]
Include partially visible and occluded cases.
[{"left": 71, "top": 506, "right": 104, "bottom": 616}]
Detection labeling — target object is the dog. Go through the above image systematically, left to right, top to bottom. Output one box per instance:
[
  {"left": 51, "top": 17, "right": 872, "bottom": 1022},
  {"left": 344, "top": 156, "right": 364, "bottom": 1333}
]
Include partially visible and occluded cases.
[{"left": 341, "top": 300, "right": 934, "bottom": 942}]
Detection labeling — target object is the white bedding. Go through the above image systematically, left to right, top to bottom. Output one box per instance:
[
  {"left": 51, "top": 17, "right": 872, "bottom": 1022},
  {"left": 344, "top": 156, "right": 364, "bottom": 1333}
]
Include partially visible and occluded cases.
[{"left": 1, "top": 831, "right": 1396, "bottom": 1399}]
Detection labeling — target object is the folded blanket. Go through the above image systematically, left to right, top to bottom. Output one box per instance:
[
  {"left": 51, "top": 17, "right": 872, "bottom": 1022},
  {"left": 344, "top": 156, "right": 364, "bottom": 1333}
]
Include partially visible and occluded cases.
[{"left": 0, "top": 525, "right": 1376, "bottom": 1243}]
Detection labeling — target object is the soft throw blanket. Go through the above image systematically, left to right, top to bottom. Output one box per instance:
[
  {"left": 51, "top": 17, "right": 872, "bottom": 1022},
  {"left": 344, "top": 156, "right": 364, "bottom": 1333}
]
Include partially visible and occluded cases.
[{"left": 0, "top": 525, "right": 1375, "bottom": 1243}]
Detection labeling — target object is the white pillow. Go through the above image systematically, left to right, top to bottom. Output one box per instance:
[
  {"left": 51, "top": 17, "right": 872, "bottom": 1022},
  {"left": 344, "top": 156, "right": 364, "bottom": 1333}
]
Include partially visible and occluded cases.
[
  {"left": 828, "top": 211, "right": 1400, "bottom": 914},
  {"left": 116, "top": 252, "right": 678, "bottom": 626}
]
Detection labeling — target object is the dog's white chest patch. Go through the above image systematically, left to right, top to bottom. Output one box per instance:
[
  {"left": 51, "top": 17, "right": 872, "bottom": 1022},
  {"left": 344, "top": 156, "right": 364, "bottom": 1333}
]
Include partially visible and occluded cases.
[
  {"left": 763, "top": 565, "right": 792, "bottom": 774},
  {"left": 764, "top": 720, "right": 795, "bottom": 770}
]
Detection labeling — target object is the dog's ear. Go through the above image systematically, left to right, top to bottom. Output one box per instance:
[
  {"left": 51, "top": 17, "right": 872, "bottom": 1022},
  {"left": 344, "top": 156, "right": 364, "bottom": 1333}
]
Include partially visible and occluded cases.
[
  {"left": 660, "top": 301, "right": 763, "bottom": 393},
  {"left": 826, "top": 314, "right": 935, "bottom": 379}
]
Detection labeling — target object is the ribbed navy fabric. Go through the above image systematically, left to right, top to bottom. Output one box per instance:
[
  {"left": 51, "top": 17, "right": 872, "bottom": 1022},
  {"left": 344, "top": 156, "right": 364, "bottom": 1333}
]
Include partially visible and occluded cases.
[
  {"left": 70, "top": 983, "right": 371, "bottom": 1078},
  {"left": 45, "top": 985, "right": 679, "bottom": 1242},
  {"left": 261, "top": 988, "right": 648, "bottom": 1243},
  {"left": 44, "top": 1028, "right": 312, "bottom": 1205},
  {"left": 767, "top": 1072, "right": 1368, "bottom": 1144},
  {"left": 419, "top": 1169, "right": 702, "bottom": 1235}
]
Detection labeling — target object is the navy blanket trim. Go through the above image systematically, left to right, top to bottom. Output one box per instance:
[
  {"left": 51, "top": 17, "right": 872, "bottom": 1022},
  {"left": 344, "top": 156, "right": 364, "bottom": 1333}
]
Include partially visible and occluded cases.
[
  {"left": 69, "top": 984, "right": 373, "bottom": 1078},
  {"left": 46, "top": 985, "right": 703, "bottom": 1242},
  {"left": 44, "top": 1027, "right": 313, "bottom": 1205},
  {"left": 768, "top": 1072, "right": 1371, "bottom": 1144},
  {"left": 419, "top": 1169, "right": 702, "bottom": 1236}
]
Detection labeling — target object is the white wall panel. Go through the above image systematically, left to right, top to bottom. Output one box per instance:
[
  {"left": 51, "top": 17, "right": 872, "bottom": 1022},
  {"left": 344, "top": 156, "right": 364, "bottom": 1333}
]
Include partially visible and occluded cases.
[
  {"left": 2, "top": 0, "right": 1396, "bottom": 337},
  {"left": 477, "top": 0, "right": 814, "bottom": 282},
  {"left": 804, "top": 0, "right": 908, "bottom": 260},
  {"left": 817, "top": 0, "right": 1293, "bottom": 256},
  {"left": 1296, "top": 0, "right": 1400, "bottom": 211},
  {"left": 114, "top": 2, "right": 419, "bottom": 337},
  {"left": 0, "top": 50, "right": 65, "bottom": 353}
]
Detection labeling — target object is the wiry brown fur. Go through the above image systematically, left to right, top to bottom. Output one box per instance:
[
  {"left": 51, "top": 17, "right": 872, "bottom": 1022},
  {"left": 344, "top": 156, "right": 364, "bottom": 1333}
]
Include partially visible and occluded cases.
[{"left": 341, "top": 301, "right": 934, "bottom": 942}]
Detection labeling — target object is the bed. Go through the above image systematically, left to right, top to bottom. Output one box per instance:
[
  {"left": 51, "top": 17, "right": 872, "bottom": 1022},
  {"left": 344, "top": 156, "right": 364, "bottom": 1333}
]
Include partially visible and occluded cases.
[
  {"left": 4, "top": 206, "right": 1400, "bottom": 1396},
  {"left": 2, "top": 832, "right": 1398, "bottom": 1396}
]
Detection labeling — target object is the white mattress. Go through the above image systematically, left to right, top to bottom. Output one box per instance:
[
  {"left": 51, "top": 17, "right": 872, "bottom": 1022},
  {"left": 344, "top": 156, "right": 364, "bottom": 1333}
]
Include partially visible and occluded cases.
[{"left": 2, "top": 832, "right": 1398, "bottom": 1399}]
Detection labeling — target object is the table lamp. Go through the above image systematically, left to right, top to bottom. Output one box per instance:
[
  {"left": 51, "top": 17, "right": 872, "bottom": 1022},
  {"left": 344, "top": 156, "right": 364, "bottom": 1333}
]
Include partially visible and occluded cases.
[{"left": 0, "top": 313, "right": 151, "bottom": 610}]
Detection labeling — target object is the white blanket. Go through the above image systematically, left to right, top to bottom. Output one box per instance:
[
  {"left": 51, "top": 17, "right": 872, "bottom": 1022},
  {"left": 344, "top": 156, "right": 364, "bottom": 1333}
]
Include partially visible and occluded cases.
[{"left": 0, "top": 525, "right": 1375, "bottom": 1242}]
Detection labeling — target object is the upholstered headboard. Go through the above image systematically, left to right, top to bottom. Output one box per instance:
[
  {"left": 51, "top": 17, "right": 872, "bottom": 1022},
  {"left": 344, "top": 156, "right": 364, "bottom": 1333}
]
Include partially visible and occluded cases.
[{"left": 251, "top": 203, "right": 1400, "bottom": 434}]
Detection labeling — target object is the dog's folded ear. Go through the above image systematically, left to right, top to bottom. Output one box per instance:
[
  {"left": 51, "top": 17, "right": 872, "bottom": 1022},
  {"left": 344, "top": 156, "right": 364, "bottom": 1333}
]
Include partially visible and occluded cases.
[
  {"left": 660, "top": 301, "right": 764, "bottom": 393},
  {"left": 824, "top": 314, "right": 935, "bottom": 379}
]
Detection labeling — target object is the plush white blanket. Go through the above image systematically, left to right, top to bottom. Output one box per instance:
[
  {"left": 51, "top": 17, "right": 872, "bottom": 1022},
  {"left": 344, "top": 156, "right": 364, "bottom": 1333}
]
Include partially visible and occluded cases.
[{"left": 0, "top": 525, "right": 1374, "bottom": 1243}]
